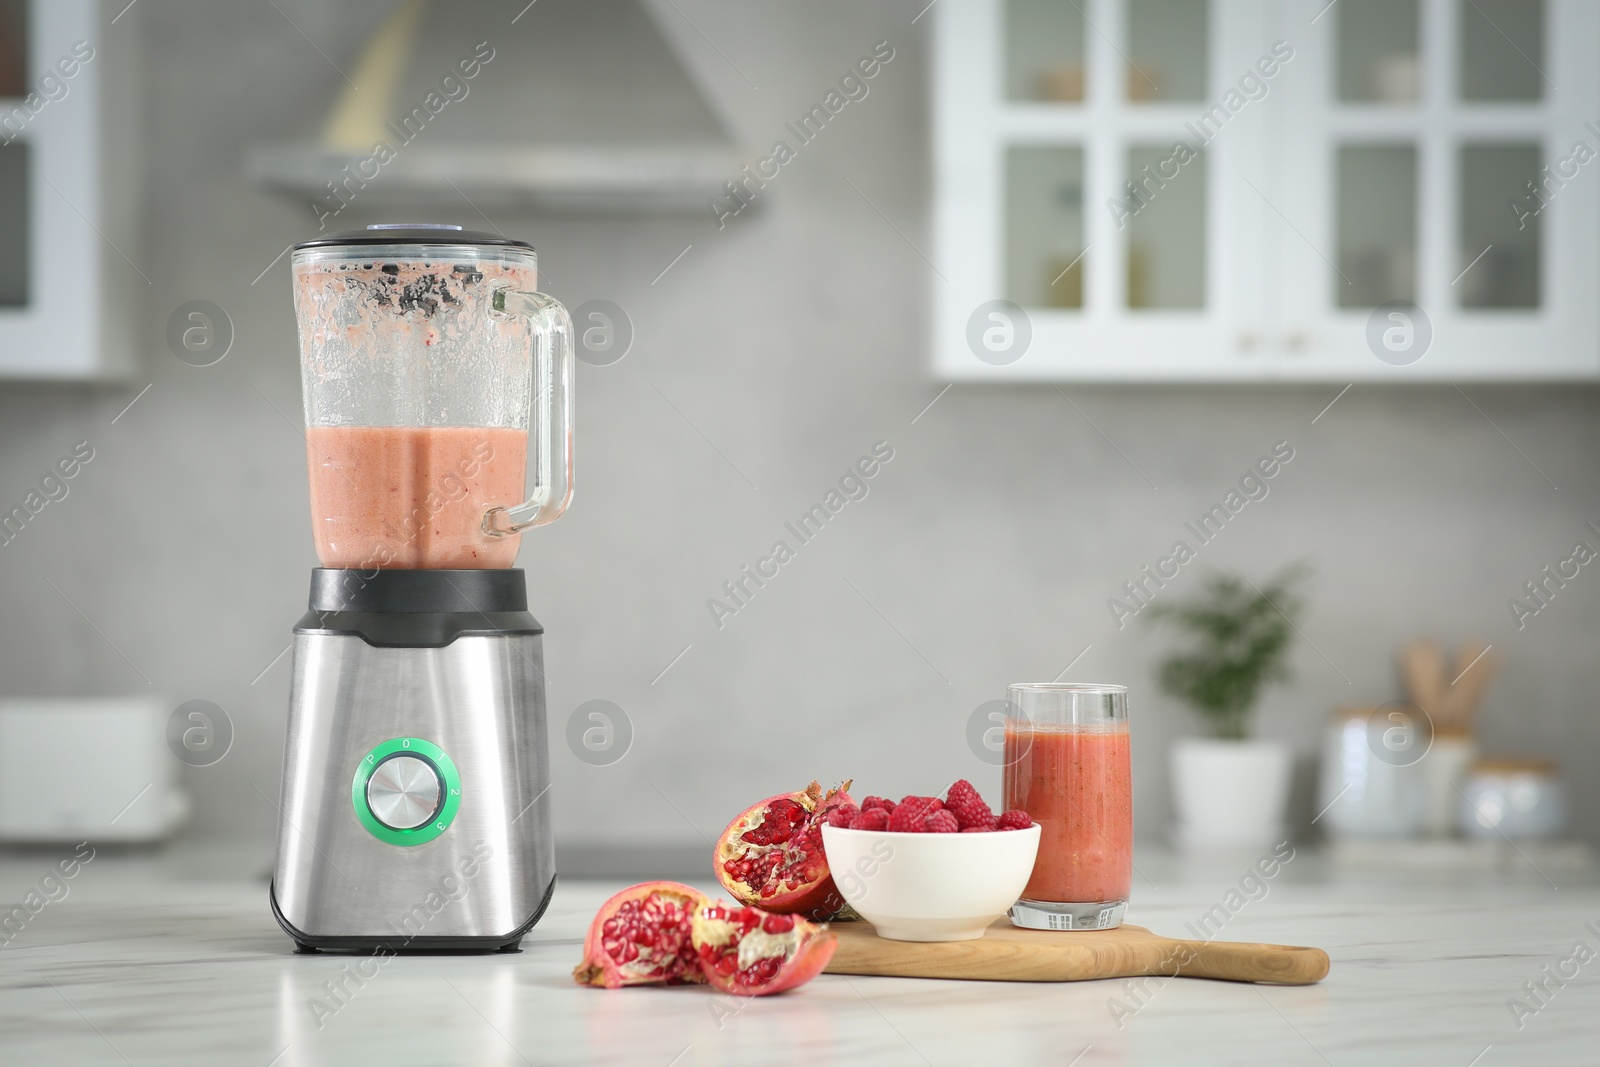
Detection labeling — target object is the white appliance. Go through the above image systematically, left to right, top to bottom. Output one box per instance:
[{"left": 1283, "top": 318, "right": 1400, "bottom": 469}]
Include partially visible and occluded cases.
[{"left": 0, "top": 698, "right": 188, "bottom": 842}]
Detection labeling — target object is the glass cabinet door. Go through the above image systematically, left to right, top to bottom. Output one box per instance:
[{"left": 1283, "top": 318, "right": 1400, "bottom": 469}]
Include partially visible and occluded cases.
[
  {"left": 0, "top": 0, "right": 136, "bottom": 379},
  {"left": 933, "top": 0, "right": 1600, "bottom": 379},
  {"left": 935, "top": 0, "right": 1275, "bottom": 379},
  {"left": 1274, "top": 0, "right": 1600, "bottom": 378}
]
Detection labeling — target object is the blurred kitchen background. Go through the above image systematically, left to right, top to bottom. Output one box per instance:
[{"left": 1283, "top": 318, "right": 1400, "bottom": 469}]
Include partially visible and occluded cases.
[{"left": 0, "top": 0, "right": 1595, "bottom": 872}]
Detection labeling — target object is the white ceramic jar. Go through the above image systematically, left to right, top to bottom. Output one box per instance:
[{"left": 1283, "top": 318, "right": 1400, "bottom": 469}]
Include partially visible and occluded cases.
[
  {"left": 1316, "top": 706, "right": 1425, "bottom": 838},
  {"left": 1458, "top": 759, "right": 1565, "bottom": 840}
]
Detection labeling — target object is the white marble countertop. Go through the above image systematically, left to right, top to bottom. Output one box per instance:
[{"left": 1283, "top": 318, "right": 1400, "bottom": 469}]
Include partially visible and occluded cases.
[{"left": 0, "top": 840, "right": 1596, "bottom": 1066}]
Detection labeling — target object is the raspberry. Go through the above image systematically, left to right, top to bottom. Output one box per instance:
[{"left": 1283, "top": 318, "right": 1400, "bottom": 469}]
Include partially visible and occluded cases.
[
  {"left": 946, "top": 779, "right": 981, "bottom": 807},
  {"left": 900, "top": 795, "right": 940, "bottom": 816},
  {"left": 860, "top": 796, "right": 897, "bottom": 814},
  {"left": 947, "top": 796, "right": 996, "bottom": 831},
  {"left": 889, "top": 798, "right": 933, "bottom": 831},
  {"left": 826, "top": 803, "right": 859, "bottom": 828},
  {"left": 887, "top": 804, "right": 923, "bottom": 832},
  {"left": 851, "top": 808, "right": 890, "bottom": 831},
  {"left": 922, "top": 810, "right": 960, "bottom": 833},
  {"left": 997, "top": 810, "right": 1033, "bottom": 830},
  {"left": 960, "top": 826, "right": 992, "bottom": 833}
]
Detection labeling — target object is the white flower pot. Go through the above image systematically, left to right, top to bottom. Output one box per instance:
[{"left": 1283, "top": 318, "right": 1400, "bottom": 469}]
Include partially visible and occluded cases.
[{"left": 1171, "top": 738, "right": 1293, "bottom": 850}]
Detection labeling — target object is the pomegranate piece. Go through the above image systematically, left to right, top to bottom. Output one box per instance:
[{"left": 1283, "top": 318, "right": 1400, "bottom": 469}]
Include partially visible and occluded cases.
[
  {"left": 715, "top": 780, "right": 854, "bottom": 919},
  {"left": 998, "top": 809, "right": 1034, "bottom": 830},
  {"left": 573, "top": 881, "right": 707, "bottom": 988},
  {"left": 691, "top": 902, "right": 837, "bottom": 996}
]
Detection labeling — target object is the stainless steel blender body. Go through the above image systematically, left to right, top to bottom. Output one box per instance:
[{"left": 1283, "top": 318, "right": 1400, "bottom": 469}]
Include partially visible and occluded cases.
[{"left": 270, "top": 570, "right": 557, "bottom": 952}]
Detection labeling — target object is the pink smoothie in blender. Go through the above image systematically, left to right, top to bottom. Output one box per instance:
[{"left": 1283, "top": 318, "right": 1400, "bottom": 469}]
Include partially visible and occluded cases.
[{"left": 306, "top": 425, "right": 528, "bottom": 569}]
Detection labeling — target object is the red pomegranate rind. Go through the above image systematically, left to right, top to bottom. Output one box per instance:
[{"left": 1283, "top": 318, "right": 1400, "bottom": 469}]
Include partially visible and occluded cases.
[
  {"left": 715, "top": 780, "right": 854, "bottom": 919},
  {"left": 998, "top": 809, "right": 1034, "bottom": 830},
  {"left": 573, "top": 881, "right": 707, "bottom": 988},
  {"left": 691, "top": 902, "right": 838, "bottom": 996}
]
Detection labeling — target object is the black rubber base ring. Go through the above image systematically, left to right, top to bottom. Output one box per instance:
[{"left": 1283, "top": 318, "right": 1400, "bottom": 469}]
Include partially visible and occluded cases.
[{"left": 270, "top": 874, "right": 557, "bottom": 954}]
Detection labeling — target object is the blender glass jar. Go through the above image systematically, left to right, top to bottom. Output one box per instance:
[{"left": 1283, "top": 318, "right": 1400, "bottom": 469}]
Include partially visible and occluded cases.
[{"left": 291, "top": 225, "right": 573, "bottom": 569}]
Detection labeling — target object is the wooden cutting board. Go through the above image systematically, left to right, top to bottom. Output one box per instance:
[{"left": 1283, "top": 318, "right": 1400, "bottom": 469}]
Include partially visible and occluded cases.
[{"left": 823, "top": 920, "right": 1329, "bottom": 985}]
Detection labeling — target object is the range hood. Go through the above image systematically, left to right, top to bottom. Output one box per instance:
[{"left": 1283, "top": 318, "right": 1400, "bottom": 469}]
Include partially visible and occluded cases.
[{"left": 247, "top": 0, "right": 745, "bottom": 214}]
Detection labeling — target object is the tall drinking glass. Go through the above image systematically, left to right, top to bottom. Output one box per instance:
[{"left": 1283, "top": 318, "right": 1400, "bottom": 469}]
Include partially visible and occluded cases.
[{"left": 1003, "top": 683, "right": 1132, "bottom": 930}]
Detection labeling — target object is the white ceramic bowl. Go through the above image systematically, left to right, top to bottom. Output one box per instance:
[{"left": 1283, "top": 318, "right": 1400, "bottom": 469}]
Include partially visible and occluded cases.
[{"left": 821, "top": 823, "right": 1041, "bottom": 941}]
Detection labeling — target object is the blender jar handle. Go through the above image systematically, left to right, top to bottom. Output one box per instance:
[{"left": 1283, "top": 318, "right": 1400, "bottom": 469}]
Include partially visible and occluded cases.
[{"left": 485, "top": 287, "right": 574, "bottom": 536}]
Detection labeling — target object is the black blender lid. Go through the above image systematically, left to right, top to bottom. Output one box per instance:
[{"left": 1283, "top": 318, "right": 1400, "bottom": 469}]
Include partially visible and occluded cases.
[{"left": 293, "top": 223, "right": 533, "bottom": 252}]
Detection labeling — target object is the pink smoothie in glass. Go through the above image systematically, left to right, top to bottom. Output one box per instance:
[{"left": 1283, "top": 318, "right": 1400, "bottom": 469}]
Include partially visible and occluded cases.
[
  {"left": 306, "top": 425, "right": 527, "bottom": 569},
  {"left": 1004, "top": 724, "right": 1133, "bottom": 903}
]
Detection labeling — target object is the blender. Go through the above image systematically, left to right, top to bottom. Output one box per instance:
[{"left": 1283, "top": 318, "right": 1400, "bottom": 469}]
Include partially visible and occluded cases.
[{"left": 270, "top": 224, "right": 573, "bottom": 953}]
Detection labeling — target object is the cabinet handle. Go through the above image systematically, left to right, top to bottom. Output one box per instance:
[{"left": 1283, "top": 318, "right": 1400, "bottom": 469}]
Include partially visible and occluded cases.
[
  {"left": 1236, "top": 331, "right": 1261, "bottom": 353},
  {"left": 1284, "top": 331, "right": 1310, "bottom": 353}
]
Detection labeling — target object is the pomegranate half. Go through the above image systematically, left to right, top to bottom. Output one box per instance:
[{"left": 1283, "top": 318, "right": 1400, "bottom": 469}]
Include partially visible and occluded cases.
[
  {"left": 714, "top": 780, "right": 853, "bottom": 919},
  {"left": 572, "top": 881, "right": 707, "bottom": 988},
  {"left": 691, "top": 902, "right": 837, "bottom": 996}
]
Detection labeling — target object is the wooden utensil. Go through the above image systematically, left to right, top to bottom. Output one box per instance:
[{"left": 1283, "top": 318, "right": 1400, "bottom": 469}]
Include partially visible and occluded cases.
[
  {"left": 1399, "top": 640, "right": 1445, "bottom": 721},
  {"left": 1441, "top": 641, "right": 1497, "bottom": 736},
  {"left": 823, "top": 920, "right": 1329, "bottom": 985}
]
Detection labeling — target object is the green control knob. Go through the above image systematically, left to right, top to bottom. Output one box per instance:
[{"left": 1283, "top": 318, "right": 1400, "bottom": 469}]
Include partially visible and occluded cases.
[{"left": 352, "top": 737, "right": 461, "bottom": 846}]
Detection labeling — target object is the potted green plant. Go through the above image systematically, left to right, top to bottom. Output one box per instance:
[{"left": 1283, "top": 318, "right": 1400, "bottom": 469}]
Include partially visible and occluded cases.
[{"left": 1145, "top": 566, "right": 1306, "bottom": 850}]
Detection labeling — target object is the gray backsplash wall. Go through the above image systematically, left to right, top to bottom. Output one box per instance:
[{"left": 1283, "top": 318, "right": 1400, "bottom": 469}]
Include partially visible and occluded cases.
[{"left": 0, "top": 1, "right": 1595, "bottom": 860}]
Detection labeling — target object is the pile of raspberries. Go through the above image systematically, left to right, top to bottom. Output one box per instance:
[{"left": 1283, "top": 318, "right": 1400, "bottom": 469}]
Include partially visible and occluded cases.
[{"left": 825, "top": 780, "right": 1034, "bottom": 833}]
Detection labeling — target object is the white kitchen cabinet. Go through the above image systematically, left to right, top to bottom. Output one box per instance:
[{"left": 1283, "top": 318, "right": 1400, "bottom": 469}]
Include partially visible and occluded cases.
[
  {"left": 0, "top": 0, "right": 140, "bottom": 380},
  {"left": 933, "top": 0, "right": 1600, "bottom": 381}
]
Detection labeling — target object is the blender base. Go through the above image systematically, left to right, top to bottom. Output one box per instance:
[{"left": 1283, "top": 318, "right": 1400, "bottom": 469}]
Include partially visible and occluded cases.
[
  {"left": 271, "top": 569, "right": 558, "bottom": 954},
  {"left": 269, "top": 875, "right": 557, "bottom": 955}
]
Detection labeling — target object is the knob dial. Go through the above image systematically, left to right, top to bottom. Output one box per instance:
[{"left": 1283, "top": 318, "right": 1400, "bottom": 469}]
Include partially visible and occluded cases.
[{"left": 365, "top": 755, "right": 442, "bottom": 830}]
